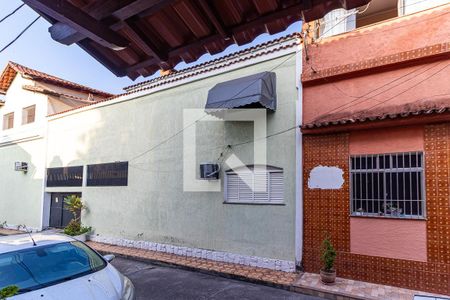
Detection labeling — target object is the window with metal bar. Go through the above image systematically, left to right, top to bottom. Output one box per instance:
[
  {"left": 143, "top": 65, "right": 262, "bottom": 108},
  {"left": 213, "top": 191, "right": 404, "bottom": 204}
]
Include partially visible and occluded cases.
[
  {"left": 350, "top": 152, "right": 425, "bottom": 218},
  {"left": 87, "top": 162, "right": 128, "bottom": 186},
  {"left": 47, "top": 166, "right": 83, "bottom": 187}
]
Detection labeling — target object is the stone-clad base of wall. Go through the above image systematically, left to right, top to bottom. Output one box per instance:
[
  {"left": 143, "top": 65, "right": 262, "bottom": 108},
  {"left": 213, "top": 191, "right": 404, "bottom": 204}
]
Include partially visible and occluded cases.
[{"left": 90, "top": 235, "right": 296, "bottom": 272}]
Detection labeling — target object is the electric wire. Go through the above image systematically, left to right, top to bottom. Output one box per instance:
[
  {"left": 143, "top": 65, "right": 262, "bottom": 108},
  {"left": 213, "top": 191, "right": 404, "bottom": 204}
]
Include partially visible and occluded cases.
[
  {"left": 315, "top": 0, "right": 449, "bottom": 42},
  {"left": 0, "top": 4, "right": 25, "bottom": 23},
  {"left": 0, "top": 16, "right": 41, "bottom": 54},
  {"left": 128, "top": 51, "right": 297, "bottom": 163},
  {"left": 130, "top": 60, "right": 450, "bottom": 172},
  {"left": 316, "top": 62, "right": 441, "bottom": 118},
  {"left": 364, "top": 62, "right": 450, "bottom": 112}
]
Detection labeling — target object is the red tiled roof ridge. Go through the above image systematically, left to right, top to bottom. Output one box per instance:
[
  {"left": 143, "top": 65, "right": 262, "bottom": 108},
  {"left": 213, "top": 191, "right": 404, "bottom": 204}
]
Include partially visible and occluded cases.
[
  {"left": 124, "top": 32, "right": 301, "bottom": 91},
  {"left": 49, "top": 33, "right": 301, "bottom": 118},
  {"left": 4, "top": 61, "right": 114, "bottom": 97},
  {"left": 303, "top": 95, "right": 450, "bottom": 128}
]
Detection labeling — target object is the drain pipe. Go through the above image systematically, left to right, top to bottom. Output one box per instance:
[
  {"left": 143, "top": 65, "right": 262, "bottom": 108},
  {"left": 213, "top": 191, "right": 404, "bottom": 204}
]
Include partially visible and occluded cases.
[{"left": 294, "top": 39, "right": 304, "bottom": 269}]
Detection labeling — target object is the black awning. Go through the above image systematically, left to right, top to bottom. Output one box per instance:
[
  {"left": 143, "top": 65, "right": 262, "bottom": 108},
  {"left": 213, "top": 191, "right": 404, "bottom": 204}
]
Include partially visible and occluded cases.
[{"left": 205, "top": 72, "right": 276, "bottom": 111}]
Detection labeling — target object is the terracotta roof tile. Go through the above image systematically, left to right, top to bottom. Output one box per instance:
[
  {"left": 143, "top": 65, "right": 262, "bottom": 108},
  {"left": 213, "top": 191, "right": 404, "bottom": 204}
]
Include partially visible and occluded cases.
[
  {"left": 49, "top": 33, "right": 301, "bottom": 117},
  {"left": 0, "top": 61, "right": 113, "bottom": 97},
  {"left": 303, "top": 95, "right": 450, "bottom": 129}
]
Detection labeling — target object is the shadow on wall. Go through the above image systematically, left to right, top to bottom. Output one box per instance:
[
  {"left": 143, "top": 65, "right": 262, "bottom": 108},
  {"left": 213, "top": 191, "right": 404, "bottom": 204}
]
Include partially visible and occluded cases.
[
  {"left": 44, "top": 92, "right": 250, "bottom": 244},
  {"left": 0, "top": 140, "right": 43, "bottom": 231}
]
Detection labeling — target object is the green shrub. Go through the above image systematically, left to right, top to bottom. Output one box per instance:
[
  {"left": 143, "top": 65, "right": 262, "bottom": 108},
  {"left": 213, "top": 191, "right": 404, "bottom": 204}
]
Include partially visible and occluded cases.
[
  {"left": 63, "top": 196, "right": 91, "bottom": 236},
  {"left": 63, "top": 220, "right": 91, "bottom": 236},
  {"left": 321, "top": 236, "right": 337, "bottom": 272},
  {"left": 0, "top": 285, "right": 19, "bottom": 299}
]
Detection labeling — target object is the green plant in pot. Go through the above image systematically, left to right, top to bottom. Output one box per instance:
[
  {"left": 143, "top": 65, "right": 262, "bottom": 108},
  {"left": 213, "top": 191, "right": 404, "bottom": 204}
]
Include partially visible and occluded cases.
[
  {"left": 63, "top": 195, "right": 91, "bottom": 241},
  {"left": 320, "top": 235, "right": 337, "bottom": 284},
  {"left": 0, "top": 285, "right": 19, "bottom": 300}
]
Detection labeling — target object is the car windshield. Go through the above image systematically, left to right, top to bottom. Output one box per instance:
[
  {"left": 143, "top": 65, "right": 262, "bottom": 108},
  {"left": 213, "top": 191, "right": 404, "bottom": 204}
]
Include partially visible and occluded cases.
[{"left": 0, "top": 241, "right": 106, "bottom": 293}]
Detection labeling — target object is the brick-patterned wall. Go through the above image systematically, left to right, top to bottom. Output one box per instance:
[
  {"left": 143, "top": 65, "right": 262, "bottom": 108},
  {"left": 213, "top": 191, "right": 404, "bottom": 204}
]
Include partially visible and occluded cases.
[{"left": 303, "top": 127, "right": 450, "bottom": 295}]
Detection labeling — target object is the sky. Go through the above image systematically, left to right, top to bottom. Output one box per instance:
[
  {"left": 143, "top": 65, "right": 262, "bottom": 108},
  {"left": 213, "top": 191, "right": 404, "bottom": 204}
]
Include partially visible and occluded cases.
[{"left": 0, "top": 1, "right": 301, "bottom": 94}]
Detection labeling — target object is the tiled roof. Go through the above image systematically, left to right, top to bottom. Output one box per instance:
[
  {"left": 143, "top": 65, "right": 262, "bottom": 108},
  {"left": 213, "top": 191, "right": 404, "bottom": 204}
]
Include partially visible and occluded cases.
[
  {"left": 24, "top": 0, "right": 368, "bottom": 79},
  {"left": 49, "top": 33, "right": 301, "bottom": 117},
  {"left": 124, "top": 33, "right": 301, "bottom": 92},
  {"left": 0, "top": 61, "right": 113, "bottom": 97},
  {"left": 22, "top": 85, "right": 96, "bottom": 104},
  {"left": 303, "top": 96, "right": 450, "bottom": 129}
]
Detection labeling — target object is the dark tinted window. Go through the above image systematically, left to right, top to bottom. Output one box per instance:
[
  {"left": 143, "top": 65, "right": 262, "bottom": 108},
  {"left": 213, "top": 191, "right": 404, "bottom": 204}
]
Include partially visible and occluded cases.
[
  {"left": 87, "top": 162, "right": 128, "bottom": 186},
  {"left": 47, "top": 166, "right": 83, "bottom": 187},
  {"left": 0, "top": 241, "right": 105, "bottom": 294}
]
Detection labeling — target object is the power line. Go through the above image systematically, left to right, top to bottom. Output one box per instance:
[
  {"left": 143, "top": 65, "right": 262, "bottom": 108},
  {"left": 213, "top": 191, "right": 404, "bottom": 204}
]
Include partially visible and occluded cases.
[
  {"left": 316, "top": 0, "right": 449, "bottom": 41},
  {"left": 0, "top": 4, "right": 25, "bottom": 23},
  {"left": 0, "top": 16, "right": 40, "bottom": 54},
  {"left": 129, "top": 51, "right": 297, "bottom": 162},
  {"left": 320, "top": 62, "right": 440, "bottom": 117},
  {"left": 365, "top": 62, "right": 450, "bottom": 112},
  {"left": 129, "top": 124, "right": 300, "bottom": 170}
]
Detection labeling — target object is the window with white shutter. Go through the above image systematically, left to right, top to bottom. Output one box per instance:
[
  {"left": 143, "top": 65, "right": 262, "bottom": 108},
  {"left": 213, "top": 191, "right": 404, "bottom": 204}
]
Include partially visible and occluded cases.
[{"left": 225, "top": 166, "right": 284, "bottom": 204}]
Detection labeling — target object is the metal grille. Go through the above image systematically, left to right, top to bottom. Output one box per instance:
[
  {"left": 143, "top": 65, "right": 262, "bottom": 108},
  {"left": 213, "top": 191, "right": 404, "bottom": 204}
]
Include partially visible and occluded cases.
[
  {"left": 350, "top": 152, "right": 425, "bottom": 218},
  {"left": 87, "top": 162, "right": 128, "bottom": 186},
  {"left": 47, "top": 166, "right": 83, "bottom": 187}
]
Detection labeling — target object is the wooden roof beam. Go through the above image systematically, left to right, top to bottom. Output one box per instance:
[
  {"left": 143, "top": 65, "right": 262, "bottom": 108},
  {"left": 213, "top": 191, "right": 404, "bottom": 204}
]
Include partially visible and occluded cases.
[
  {"left": 23, "top": 0, "right": 129, "bottom": 50},
  {"left": 136, "top": 0, "right": 178, "bottom": 19},
  {"left": 197, "top": 0, "right": 228, "bottom": 38},
  {"left": 125, "top": 2, "right": 306, "bottom": 75},
  {"left": 121, "top": 21, "right": 166, "bottom": 61}
]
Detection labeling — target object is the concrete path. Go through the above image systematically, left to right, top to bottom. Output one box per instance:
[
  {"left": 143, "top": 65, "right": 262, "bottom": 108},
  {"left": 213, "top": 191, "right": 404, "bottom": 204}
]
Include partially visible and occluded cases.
[{"left": 111, "top": 257, "right": 324, "bottom": 300}]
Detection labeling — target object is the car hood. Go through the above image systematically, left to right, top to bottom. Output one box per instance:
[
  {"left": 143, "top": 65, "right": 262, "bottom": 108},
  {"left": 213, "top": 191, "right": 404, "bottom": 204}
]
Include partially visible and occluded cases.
[{"left": 11, "top": 264, "right": 123, "bottom": 300}]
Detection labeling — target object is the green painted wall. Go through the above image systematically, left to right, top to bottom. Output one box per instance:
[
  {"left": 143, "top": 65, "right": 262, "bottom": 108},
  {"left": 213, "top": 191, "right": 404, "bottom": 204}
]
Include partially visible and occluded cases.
[
  {"left": 46, "top": 54, "right": 297, "bottom": 261},
  {"left": 0, "top": 139, "right": 45, "bottom": 229}
]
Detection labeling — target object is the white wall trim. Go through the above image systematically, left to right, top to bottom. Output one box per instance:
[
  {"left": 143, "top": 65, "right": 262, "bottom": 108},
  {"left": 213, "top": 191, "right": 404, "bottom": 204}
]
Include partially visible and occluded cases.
[
  {"left": 294, "top": 43, "right": 303, "bottom": 268},
  {"left": 0, "top": 134, "right": 43, "bottom": 147},
  {"left": 90, "top": 235, "right": 296, "bottom": 272}
]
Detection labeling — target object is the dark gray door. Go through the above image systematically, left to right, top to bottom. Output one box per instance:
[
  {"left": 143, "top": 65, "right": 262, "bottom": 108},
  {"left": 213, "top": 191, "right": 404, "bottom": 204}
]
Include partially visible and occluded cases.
[{"left": 50, "top": 193, "right": 81, "bottom": 228}]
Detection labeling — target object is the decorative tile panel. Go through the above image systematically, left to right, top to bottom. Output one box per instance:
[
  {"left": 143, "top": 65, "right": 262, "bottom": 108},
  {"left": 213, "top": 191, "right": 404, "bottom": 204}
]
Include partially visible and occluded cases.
[{"left": 302, "top": 126, "right": 450, "bottom": 295}]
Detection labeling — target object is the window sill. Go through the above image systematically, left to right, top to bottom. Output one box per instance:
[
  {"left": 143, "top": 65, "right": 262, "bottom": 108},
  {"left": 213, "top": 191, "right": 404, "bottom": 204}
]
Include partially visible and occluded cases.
[
  {"left": 223, "top": 201, "right": 285, "bottom": 206},
  {"left": 350, "top": 214, "right": 426, "bottom": 221}
]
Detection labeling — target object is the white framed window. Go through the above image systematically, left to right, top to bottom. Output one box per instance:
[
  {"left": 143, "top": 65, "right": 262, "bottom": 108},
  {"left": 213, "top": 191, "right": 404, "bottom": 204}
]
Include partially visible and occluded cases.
[
  {"left": 399, "top": 0, "right": 449, "bottom": 16},
  {"left": 319, "top": 8, "right": 356, "bottom": 38},
  {"left": 22, "top": 105, "right": 36, "bottom": 125},
  {"left": 3, "top": 112, "right": 14, "bottom": 130},
  {"left": 350, "top": 152, "right": 425, "bottom": 219},
  {"left": 224, "top": 165, "right": 284, "bottom": 204}
]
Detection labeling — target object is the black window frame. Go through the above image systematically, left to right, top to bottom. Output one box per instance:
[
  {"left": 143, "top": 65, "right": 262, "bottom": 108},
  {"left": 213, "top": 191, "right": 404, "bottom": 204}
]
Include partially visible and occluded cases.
[
  {"left": 87, "top": 162, "right": 128, "bottom": 187},
  {"left": 46, "top": 166, "right": 83, "bottom": 187}
]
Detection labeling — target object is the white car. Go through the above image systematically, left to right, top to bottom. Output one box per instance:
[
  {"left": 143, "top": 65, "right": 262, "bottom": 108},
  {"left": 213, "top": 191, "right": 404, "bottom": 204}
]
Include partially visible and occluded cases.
[{"left": 0, "top": 233, "right": 135, "bottom": 300}]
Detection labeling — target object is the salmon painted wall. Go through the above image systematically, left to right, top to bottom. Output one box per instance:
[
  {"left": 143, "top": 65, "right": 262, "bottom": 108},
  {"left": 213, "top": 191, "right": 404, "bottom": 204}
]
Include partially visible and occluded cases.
[
  {"left": 302, "top": 4, "right": 450, "bottom": 124},
  {"left": 303, "top": 4, "right": 450, "bottom": 73},
  {"left": 348, "top": 126, "right": 427, "bottom": 261},
  {"left": 349, "top": 126, "right": 424, "bottom": 155},
  {"left": 350, "top": 218, "right": 427, "bottom": 261}
]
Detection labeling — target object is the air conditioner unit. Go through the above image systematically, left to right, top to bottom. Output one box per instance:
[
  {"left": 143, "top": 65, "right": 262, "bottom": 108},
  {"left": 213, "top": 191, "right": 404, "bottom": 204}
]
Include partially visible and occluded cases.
[
  {"left": 14, "top": 162, "right": 28, "bottom": 172},
  {"left": 199, "top": 163, "right": 219, "bottom": 180}
]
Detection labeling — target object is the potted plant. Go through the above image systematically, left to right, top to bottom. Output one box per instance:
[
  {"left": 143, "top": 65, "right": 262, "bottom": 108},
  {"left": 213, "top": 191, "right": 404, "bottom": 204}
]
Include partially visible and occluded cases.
[
  {"left": 63, "top": 195, "right": 91, "bottom": 241},
  {"left": 320, "top": 235, "right": 337, "bottom": 284},
  {"left": 0, "top": 286, "right": 19, "bottom": 300}
]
